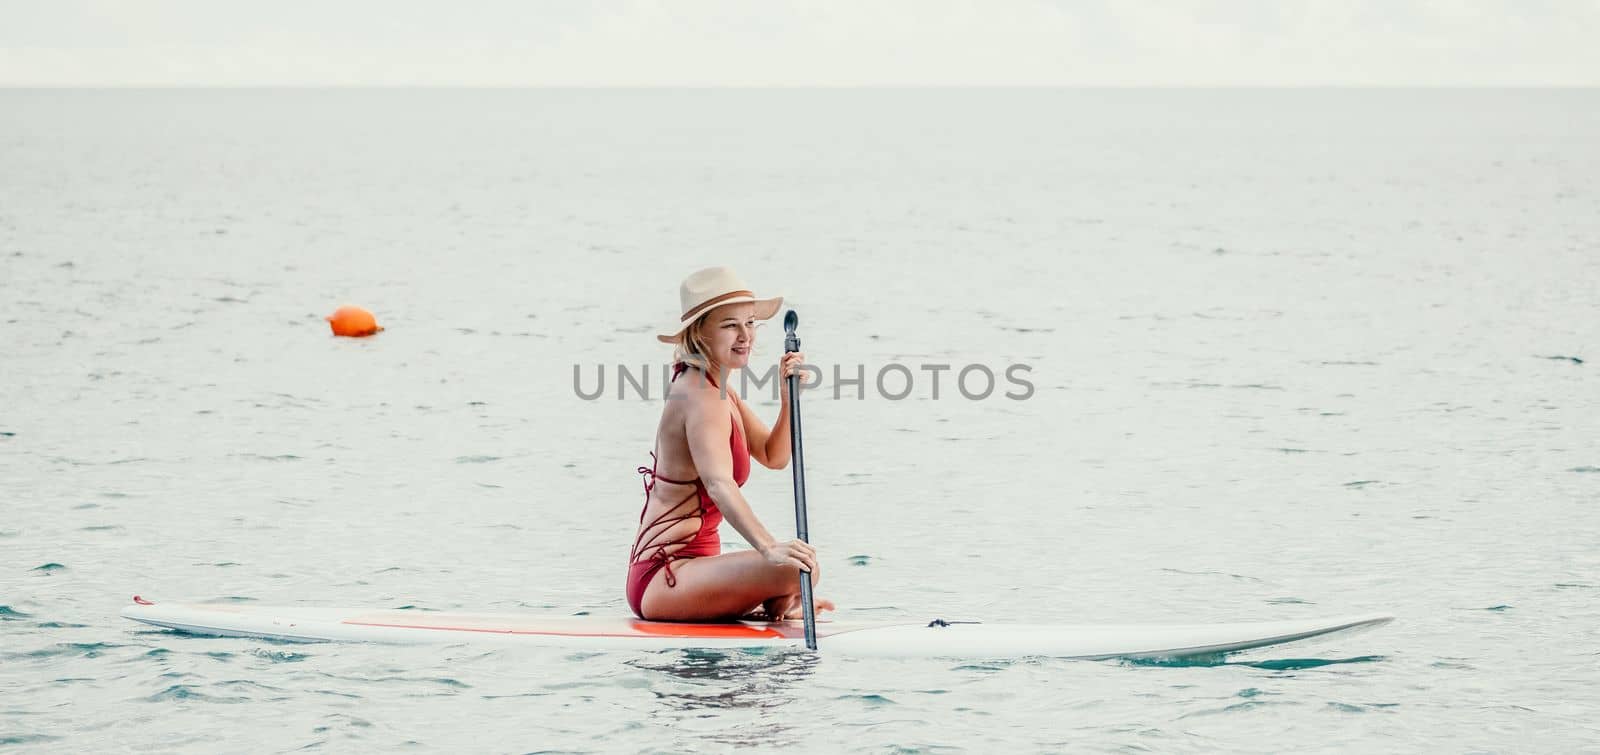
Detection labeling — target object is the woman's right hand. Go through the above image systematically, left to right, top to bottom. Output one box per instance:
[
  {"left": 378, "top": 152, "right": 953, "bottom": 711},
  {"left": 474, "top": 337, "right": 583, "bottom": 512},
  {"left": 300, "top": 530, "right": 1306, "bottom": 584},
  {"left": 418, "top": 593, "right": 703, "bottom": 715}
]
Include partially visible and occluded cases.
[{"left": 762, "top": 539, "right": 818, "bottom": 576}]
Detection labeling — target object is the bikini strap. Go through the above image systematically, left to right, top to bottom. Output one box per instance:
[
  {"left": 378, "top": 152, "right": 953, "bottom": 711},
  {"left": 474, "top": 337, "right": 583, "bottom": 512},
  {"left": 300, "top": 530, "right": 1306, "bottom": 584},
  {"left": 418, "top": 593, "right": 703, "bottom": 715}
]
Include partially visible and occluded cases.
[
  {"left": 672, "top": 360, "right": 720, "bottom": 389},
  {"left": 632, "top": 449, "right": 709, "bottom": 587},
  {"left": 637, "top": 451, "right": 698, "bottom": 496}
]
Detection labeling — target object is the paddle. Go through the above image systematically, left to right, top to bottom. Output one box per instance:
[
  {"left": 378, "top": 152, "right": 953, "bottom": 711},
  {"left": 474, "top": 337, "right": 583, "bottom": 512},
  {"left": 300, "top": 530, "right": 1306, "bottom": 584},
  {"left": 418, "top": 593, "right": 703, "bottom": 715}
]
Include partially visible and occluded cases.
[{"left": 782, "top": 309, "right": 818, "bottom": 650}]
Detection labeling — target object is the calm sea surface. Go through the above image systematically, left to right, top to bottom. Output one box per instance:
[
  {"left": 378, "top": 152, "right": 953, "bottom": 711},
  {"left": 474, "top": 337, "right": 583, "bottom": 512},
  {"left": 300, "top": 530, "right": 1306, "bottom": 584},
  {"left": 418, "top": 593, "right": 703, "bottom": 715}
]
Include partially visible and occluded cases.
[{"left": 2, "top": 89, "right": 1597, "bottom": 752}]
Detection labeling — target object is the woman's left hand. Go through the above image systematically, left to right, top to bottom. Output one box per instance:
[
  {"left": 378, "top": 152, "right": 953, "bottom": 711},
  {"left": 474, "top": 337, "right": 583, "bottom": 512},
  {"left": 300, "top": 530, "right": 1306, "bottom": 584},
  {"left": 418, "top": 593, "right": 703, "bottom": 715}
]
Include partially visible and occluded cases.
[{"left": 779, "top": 350, "right": 812, "bottom": 394}]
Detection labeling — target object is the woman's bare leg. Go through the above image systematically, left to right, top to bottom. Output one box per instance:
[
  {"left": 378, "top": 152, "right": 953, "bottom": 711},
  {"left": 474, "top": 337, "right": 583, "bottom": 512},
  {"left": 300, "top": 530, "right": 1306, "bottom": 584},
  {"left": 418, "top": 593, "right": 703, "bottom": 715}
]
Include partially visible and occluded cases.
[{"left": 639, "top": 550, "right": 832, "bottom": 621}]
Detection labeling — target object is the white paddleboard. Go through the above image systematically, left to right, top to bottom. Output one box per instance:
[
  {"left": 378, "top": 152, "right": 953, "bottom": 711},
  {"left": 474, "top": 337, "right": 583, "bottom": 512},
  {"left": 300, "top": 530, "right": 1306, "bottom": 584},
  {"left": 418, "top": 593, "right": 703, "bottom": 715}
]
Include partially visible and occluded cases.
[{"left": 121, "top": 596, "right": 1392, "bottom": 660}]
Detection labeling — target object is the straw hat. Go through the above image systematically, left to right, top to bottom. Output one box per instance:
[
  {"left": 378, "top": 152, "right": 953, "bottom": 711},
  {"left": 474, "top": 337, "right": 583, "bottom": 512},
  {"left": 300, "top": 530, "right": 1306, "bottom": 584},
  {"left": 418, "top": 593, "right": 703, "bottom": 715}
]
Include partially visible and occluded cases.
[{"left": 657, "top": 267, "right": 783, "bottom": 344}]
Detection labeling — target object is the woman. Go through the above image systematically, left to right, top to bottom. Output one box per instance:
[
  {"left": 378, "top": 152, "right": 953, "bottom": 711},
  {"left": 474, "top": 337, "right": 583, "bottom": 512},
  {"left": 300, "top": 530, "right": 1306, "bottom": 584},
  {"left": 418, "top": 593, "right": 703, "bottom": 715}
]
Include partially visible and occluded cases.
[{"left": 626, "top": 266, "right": 836, "bottom": 622}]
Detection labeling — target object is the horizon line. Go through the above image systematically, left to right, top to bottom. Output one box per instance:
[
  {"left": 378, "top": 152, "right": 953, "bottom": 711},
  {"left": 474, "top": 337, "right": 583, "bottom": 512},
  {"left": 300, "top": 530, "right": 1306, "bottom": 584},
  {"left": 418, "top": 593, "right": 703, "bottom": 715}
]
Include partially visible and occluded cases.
[{"left": 1, "top": 83, "right": 1596, "bottom": 90}]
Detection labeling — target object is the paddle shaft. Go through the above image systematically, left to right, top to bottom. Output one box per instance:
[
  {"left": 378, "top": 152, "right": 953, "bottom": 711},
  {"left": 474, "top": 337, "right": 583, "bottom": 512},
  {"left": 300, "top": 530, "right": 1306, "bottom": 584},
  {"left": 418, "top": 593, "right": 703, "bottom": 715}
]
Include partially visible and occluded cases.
[{"left": 783, "top": 320, "right": 817, "bottom": 650}]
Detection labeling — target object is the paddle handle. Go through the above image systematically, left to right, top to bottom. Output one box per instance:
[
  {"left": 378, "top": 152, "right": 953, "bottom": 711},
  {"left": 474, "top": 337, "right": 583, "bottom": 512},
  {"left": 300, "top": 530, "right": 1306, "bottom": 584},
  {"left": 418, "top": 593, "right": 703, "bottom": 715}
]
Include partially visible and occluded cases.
[{"left": 783, "top": 316, "right": 817, "bottom": 651}]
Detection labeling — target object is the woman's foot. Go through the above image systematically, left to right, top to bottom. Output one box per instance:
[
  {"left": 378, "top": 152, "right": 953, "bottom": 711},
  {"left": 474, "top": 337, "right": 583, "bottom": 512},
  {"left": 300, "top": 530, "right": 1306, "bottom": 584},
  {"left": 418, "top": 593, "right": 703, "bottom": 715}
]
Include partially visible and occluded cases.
[
  {"left": 745, "top": 596, "right": 836, "bottom": 622},
  {"left": 784, "top": 597, "right": 835, "bottom": 619}
]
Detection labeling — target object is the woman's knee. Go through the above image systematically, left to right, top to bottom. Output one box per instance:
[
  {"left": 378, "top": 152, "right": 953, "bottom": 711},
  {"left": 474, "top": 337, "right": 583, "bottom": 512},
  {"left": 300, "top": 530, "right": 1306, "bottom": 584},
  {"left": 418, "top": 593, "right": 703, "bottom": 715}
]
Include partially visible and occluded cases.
[{"left": 768, "top": 562, "right": 819, "bottom": 591}]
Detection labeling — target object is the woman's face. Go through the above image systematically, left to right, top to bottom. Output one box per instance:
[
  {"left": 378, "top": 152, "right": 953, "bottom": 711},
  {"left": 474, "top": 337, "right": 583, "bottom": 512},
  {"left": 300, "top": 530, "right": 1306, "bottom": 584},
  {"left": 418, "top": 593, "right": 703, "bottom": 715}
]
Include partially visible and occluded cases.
[{"left": 697, "top": 302, "right": 758, "bottom": 370}]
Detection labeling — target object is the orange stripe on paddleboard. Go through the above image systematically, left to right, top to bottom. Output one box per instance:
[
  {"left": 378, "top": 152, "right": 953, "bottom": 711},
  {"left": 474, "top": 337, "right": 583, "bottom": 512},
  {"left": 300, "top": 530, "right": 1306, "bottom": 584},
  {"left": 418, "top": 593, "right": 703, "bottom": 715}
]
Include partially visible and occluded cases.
[{"left": 340, "top": 619, "right": 814, "bottom": 640}]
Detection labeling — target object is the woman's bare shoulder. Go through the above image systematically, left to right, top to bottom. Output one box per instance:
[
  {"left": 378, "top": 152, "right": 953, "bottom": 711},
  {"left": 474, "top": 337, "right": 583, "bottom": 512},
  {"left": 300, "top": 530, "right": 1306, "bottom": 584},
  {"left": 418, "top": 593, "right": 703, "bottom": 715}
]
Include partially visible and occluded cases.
[{"left": 665, "top": 377, "right": 729, "bottom": 417}]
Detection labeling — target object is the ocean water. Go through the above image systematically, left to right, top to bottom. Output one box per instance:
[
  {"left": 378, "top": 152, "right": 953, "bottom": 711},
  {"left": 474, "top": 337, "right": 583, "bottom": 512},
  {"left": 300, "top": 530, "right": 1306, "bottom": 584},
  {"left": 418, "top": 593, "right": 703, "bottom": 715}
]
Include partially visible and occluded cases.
[{"left": 2, "top": 89, "right": 1597, "bottom": 752}]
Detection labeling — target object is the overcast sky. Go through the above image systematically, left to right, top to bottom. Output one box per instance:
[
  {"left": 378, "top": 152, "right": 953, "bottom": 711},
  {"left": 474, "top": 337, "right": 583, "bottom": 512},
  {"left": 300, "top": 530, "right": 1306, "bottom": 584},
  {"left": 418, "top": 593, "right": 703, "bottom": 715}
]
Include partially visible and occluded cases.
[{"left": 2, "top": 0, "right": 1596, "bottom": 87}]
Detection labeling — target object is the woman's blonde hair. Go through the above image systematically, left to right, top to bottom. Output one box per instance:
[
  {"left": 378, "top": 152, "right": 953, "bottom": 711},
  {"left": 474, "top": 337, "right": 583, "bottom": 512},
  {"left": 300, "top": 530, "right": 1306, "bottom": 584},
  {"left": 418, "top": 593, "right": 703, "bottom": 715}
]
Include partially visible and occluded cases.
[{"left": 672, "top": 313, "right": 717, "bottom": 376}]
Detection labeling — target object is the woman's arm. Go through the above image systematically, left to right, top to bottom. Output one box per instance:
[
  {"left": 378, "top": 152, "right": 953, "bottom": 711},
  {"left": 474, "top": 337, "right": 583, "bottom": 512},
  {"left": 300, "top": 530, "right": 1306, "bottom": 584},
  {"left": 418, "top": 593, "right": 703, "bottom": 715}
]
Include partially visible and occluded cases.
[
  {"left": 735, "top": 350, "right": 807, "bottom": 470},
  {"left": 684, "top": 388, "right": 815, "bottom": 573},
  {"left": 734, "top": 393, "right": 790, "bottom": 470},
  {"left": 685, "top": 394, "right": 775, "bottom": 553}
]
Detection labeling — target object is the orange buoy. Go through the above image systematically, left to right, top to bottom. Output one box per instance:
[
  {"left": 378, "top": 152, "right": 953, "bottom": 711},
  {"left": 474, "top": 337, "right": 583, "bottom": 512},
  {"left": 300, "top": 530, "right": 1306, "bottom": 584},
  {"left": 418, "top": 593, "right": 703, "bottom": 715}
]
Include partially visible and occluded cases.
[{"left": 326, "top": 305, "right": 383, "bottom": 337}]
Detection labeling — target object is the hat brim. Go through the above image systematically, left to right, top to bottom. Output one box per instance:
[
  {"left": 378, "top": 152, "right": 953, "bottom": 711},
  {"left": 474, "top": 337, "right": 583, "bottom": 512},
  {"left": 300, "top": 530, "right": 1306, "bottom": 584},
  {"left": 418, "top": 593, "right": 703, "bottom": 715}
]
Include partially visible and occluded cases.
[{"left": 656, "top": 296, "right": 783, "bottom": 343}]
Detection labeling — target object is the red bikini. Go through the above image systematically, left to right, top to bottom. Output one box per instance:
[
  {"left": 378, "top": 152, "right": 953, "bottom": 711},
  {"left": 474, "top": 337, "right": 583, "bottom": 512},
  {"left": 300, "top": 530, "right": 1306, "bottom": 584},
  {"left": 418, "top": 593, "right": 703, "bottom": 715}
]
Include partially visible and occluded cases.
[{"left": 626, "top": 362, "right": 752, "bottom": 620}]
